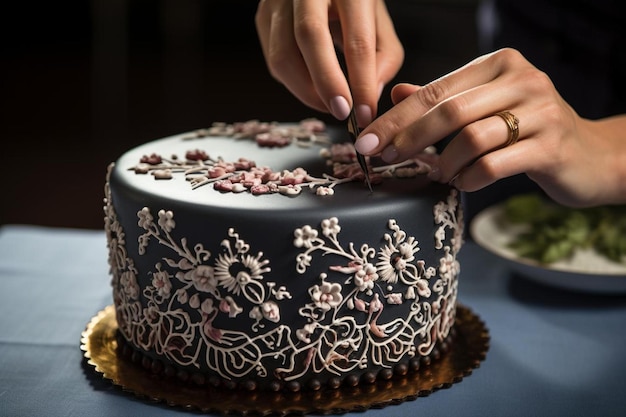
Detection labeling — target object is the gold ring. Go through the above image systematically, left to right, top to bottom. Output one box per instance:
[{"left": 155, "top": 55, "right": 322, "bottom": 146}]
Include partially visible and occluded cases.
[{"left": 494, "top": 111, "right": 519, "bottom": 147}]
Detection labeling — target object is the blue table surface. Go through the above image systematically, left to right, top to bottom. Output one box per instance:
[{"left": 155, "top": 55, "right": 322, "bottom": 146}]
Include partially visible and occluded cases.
[{"left": 1, "top": 224, "right": 625, "bottom": 417}]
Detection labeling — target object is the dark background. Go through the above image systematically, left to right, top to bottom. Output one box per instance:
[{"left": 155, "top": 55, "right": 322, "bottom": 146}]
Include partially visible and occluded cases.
[{"left": 1, "top": 0, "right": 479, "bottom": 230}]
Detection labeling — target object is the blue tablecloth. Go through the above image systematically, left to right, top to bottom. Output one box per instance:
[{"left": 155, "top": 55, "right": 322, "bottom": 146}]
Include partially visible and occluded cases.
[{"left": 1, "top": 224, "right": 625, "bottom": 417}]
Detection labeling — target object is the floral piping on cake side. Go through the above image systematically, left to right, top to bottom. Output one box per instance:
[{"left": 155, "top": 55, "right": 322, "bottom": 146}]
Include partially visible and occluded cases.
[
  {"left": 129, "top": 119, "right": 436, "bottom": 196},
  {"left": 105, "top": 164, "right": 463, "bottom": 384},
  {"left": 287, "top": 190, "right": 463, "bottom": 379}
]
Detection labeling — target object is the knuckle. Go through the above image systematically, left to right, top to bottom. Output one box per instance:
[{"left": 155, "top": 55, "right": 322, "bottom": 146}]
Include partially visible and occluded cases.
[
  {"left": 293, "top": 19, "right": 327, "bottom": 44},
  {"left": 342, "top": 35, "right": 374, "bottom": 59},
  {"left": 493, "top": 47, "right": 525, "bottom": 68},
  {"left": 500, "top": 47, "right": 522, "bottom": 60},
  {"left": 525, "top": 68, "right": 554, "bottom": 92},
  {"left": 418, "top": 80, "right": 448, "bottom": 108}
]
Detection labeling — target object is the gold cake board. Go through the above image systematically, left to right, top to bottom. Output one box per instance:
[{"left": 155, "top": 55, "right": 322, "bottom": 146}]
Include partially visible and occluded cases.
[{"left": 81, "top": 304, "right": 489, "bottom": 416}]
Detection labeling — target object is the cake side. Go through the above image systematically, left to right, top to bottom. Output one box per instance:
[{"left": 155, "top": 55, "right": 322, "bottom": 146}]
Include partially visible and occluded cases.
[{"left": 104, "top": 120, "right": 464, "bottom": 391}]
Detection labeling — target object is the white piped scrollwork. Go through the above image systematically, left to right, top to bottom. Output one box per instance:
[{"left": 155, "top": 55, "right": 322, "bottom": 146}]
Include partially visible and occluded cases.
[{"left": 105, "top": 161, "right": 463, "bottom": 383}]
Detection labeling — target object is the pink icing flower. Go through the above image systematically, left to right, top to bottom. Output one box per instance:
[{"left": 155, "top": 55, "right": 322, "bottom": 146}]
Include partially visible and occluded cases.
[
  {"left": 300, "top": 118, "right": 326, "bottom": 132},
  {"left": 233, "top": 120, "right": 273, "bottom": 136},
  {"left": 255, "top": 132, "right": 292, "bottom": 147},
  {"left": 328, "top": 143, "right": 356, "bottom": 164},
  {"left": 185, "top": 149, "right": 209, "bottom": 161},
  {"left": 140, "top": 153, "right": 162, "bottom": 165},
  {"left": 234, "top": 157, "right": 256, "bottom": 170},
  {"left": 216, "top": 161, "right": 236, "bottom": 173},
  {"left": 332, "top": 162, "right": 365, "bottom": 179},
  {"left": 207, "top": 166, "right": 229, "bottom": 178},
  {"left": 258, "top": 167, "right": 280, "bottom": 182},
  {"left": 280, "top": 169, "right": 307, "bottom": 185},
  {"left": 240, "top": 172, "right": 262, "bottom": 188},
  {"left": 214, "top": 180, "right": 234, "bottom": 192},
  {"left": 250, "top": 184, "right": 271, "bottom": 195},
  {"left": 316, "top": 186, "right": 334, "bottom": 195},
  {"left": 353, "top": 263, "right": 378, "bottom": 292},
  {"left": 189, "top": 265, "right": 217, "bottom": 292},
  {"left": 152, "top": 269, "right": 172, "bottom": 298},
  {"left": 311, "top": 282, "right": 343, "bottom": 312},
  {"left": 386, "top": 292, "right": 403, "bottom": 305},
  {"left": 261, "top": 301, "right": 280, "bottom": 323}
]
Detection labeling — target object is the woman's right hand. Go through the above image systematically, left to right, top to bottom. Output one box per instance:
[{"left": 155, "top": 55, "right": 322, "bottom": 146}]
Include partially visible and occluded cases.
[{"left": 255, "top": 0, "right": 404, "bottom": 127}]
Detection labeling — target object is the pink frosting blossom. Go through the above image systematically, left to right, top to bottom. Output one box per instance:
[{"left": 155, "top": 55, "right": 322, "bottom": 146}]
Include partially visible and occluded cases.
[
  {"left": 299, "top": 118, "right": 326, "bottom": 132},
  {"left": 232, "top": 120, "right": 273, "bottom": 137},
  {"left": 255, "top": 132, "right": 292, "bottom": 147},
  {"left": 328, "top": 143, "right": 356, "bottom": 164},
  {"left": 185, "top": 149, "right": 209, "bottom": 161},
  {"left": 140, "top": 153, "right": 162, "bottom": 165},
  {"left": 234, "top": 158, "right": 256, "bottom": 170},
  {"left": 332, "top": 162, "right": 365, "bottom": 179},
  {"left": 207, "top": 166, "right": 229, "bottom": 178},
  {"left": 280, "top": 169, "right": 307, "bottom": 185},
  {"left": 239, "top": 172, "right": 262, "bottom": 188},
  {"left": 214, "top": 180, "right": 234, "bottom": 192},
  {"left": 250, "top": 184, "right": 271, "bottom": 195},
  {"left": 189, "top": 265, "right": 217, "bottom": 292},
  {"left": 152, "top": 270, "right": 172, "bottom": 298},
  {"left": 311, "top": 282, "right": 343, "bottom": 312},
  {"left": 261, "top": 301, "right": 280, "bottom": 323}
]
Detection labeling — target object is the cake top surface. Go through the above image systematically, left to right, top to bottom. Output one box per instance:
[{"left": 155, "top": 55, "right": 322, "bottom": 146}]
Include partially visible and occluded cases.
[{"left": 112, "top": 119, "right": 445, "bottom": 212}]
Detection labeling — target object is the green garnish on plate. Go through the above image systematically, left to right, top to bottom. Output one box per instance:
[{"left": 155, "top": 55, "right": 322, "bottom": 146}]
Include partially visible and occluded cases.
[{"left": 503, "top": 193, "right": 626, "bottom": 265}]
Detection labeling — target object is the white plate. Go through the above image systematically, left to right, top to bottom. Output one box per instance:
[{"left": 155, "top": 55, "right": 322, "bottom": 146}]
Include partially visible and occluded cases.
[{"left": 470, "top": 203, "right": 626, "bottom": 294}]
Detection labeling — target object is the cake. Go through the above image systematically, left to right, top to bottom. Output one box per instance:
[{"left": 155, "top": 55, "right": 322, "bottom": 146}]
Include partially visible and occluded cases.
[{"left": 103, "top": 119, "right": 464, "bottom": 392}]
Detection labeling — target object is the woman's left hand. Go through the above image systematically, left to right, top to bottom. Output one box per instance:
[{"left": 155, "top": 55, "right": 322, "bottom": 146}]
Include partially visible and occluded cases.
[{"left": 354, "top": 48, "right": 626, "bottom": 207}]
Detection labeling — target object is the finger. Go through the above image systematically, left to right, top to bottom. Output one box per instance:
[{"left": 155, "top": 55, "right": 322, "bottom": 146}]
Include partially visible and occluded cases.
[
  {"left": 255, "top": 0, "right": 272, "bottom": 58},
  {"left": 256, "top": 0, "right": 327, "bottom": 112},
  {"left": 293, "top": 0, "right": 352, "bottom": 120},
  {"left": 335, "top": 0, "right": 379, "bottom": 126},
  {"left": 337, "top": 0, "right": 394, "bottom": 126},
  {"left": 373, "top": 0, "right": 405, "bottom": 101},
  {"left": 356, "top": 49, "right": 526, "bottom": 156},
  {"left": 384, "top": 75, "right": 524, "bottom": 164},
  {"left": 435, "top": 108, "right": 528, "bottom": 183},
  {"left": 452, "top": 136, "right": 539, "bottom": 192}
]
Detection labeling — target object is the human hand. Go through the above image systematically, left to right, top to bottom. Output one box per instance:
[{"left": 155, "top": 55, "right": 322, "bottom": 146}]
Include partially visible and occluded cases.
[
  {"left": 255, "top": 0, "right": 404, "bottom": 127},
  {"left": 354, "top": 48, "right": 626, "bottom": 207}
]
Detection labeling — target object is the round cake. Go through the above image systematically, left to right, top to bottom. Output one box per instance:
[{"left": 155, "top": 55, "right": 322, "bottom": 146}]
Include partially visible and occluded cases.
[{"left": 103, "top": 119, "right": 464, "bottom": 392}]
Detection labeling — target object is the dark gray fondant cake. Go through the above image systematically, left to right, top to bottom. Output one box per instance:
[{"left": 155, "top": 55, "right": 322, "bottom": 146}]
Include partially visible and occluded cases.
[{"left": 103, "top": 119, "right": 464, "bottom": 392}]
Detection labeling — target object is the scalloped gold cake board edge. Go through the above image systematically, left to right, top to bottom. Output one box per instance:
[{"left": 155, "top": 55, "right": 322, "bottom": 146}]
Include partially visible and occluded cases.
[{"left": 81, "top": 304, "right": 489, "bottom": 416}]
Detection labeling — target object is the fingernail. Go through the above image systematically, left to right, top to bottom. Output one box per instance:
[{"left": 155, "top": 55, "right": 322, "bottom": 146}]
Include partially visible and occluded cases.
[
  {"left": 330, "top": 96, "right": 351, "bottom": 120},
  {"left": 355, "top": 104, "right": 372, "bottom": 127},
  {"left": 355, "top": 133, "right": 379, "bottom": 154},
  {"left": 381, "top": 145, "right": 399, "bottom": 163},
  {"left": 427, "top": 165, "right": 441, "bottom": 182}
]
